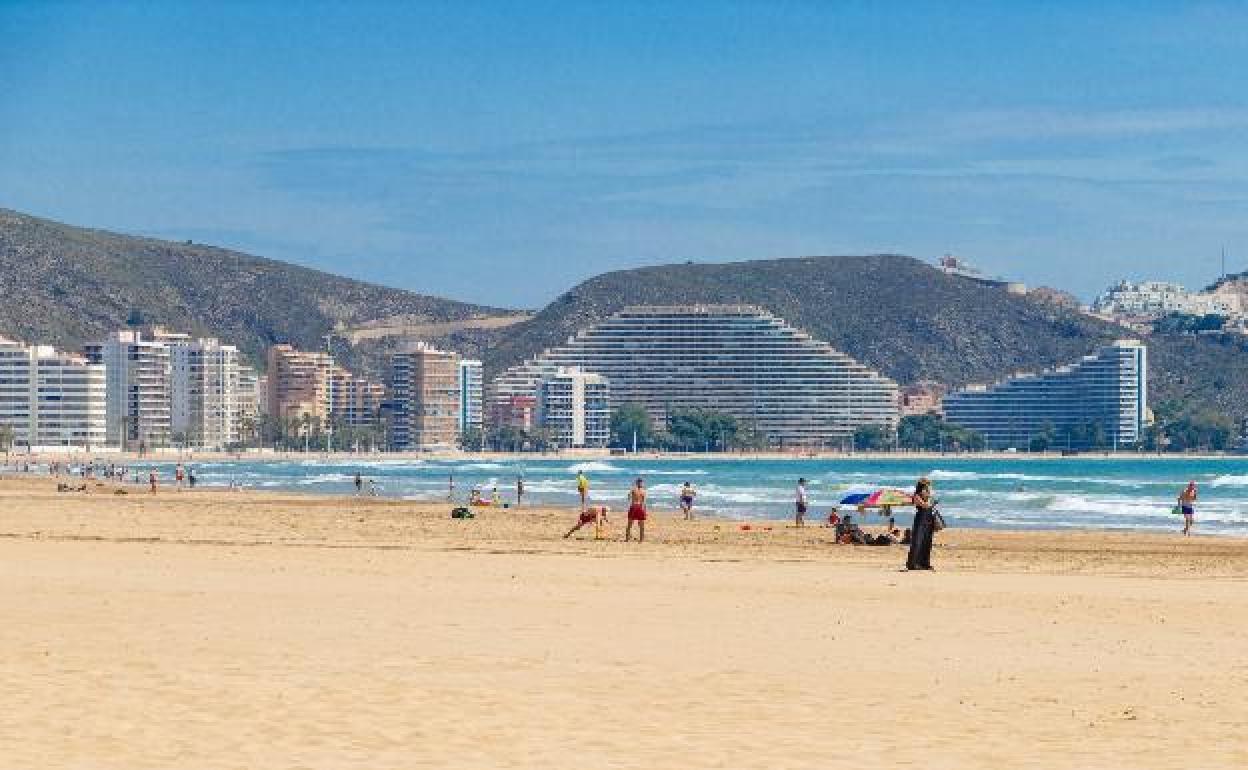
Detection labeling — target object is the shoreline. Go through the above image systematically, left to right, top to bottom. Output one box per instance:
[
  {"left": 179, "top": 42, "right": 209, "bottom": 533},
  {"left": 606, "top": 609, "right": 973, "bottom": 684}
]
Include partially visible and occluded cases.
[
  {"left": 5, "top": 448, "right": 1246, "bottom": 463},
  {"left": 4, "top": 475, "right": 1245, "bottom": 551}
]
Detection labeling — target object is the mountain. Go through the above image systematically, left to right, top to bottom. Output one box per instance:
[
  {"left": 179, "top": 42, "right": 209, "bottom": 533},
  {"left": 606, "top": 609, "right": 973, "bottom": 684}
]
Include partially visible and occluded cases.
[
  {"left": 0, "top": 208, "right": 514, "bottom": 367},
  {"left": 6, "top": 208, "right": 1246, "bottom": 419},
  {"left": 482, "top": 255, "right": 1248, "bottom": 418}
]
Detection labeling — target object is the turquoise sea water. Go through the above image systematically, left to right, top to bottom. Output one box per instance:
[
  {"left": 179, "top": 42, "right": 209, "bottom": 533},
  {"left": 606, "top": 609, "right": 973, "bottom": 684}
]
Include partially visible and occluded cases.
[{"left": 111, "top": 455, "right": 1248, "bottom": 537}]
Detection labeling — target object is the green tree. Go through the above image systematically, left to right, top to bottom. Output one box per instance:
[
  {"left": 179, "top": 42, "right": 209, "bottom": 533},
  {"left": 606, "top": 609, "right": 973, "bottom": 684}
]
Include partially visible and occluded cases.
[
  {"left": 610, "top": 404, "right": 657, "bottom": 449},
  {"left": 666, "top": 408, "right": 740, "bottom": 452},
  {"left": 897, "top": 415, "right": 985, "bottom": 452},
  {"left": 1029, "top": 420, "right": 1058, "bottom": 452},
  {"left": 0, "top": 424, "right": 14, "bottom": 453},
  {"left": 853, "top": 424, "right": 893, "bottom": 451},
  {"left": 461, "top": 425, "right": 485, "bottom": 451}
]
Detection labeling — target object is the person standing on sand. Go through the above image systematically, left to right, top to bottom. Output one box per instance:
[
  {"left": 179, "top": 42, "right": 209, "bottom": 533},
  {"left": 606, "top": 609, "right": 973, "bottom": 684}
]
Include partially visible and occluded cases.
[
  {"left": 175, "top": 463, "right": 184, "bottom": 490},
  {"left": 148, "top": 469, "right": 158, "bottom": 495},
  {"left": 576, "top": 469, "right": 590, "bottom": 511},
  {"left": 354, "top": 472, "right": 363, "bottom": 496},
  {"left": 516, "top": 476, "right": 525, "bottom": 507},
  {"left": 625, "top": 477, "right": 647, "bottom": 542},
  {"left": 795, "top": 478, "right": 809, "bottom": 527},
  {"left": 906, "top": 478, "right": 936, "bottom": 571},
  {"left": 1178, "top": 480, "right": 1198, "bottom": 536},
  {"left": 679, "top": 481, "right": 696, "bottom": 520}
]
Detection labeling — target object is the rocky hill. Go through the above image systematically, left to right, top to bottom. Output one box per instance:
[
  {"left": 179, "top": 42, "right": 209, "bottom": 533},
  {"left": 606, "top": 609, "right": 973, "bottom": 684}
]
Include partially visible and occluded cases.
[
  {"left": 0, "top": 208, "right": 510, "bottom": 367},
  {"left": 6, "top": 208, "right": 1246, "bottom": 418},
  {"left": 483, "top": 255, "right": 1125, "bottom": 385},
  {"left": 482, "top": 256, "right": 1248, "bottom": 418}
]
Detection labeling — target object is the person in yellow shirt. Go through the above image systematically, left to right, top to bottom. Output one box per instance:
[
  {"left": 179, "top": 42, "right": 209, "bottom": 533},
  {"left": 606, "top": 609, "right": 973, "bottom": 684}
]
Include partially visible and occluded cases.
[{"left": 576, "top": 470, "right": 589, "bottom": 512}]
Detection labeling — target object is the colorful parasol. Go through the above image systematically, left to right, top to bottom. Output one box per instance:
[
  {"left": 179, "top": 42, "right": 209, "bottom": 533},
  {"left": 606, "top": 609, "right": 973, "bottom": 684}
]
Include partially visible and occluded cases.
[{"left": 839, "top": 488, "right": 914, "bottom": 507}]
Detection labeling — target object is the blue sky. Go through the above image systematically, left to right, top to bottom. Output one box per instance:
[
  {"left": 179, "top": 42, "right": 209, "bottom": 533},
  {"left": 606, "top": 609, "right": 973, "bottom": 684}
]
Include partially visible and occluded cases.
[{"left": 2, "top": 1, "right": 1246, "bottom": 308}]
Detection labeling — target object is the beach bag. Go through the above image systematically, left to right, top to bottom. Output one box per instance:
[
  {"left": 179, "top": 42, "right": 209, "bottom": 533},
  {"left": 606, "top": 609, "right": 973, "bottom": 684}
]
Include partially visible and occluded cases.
[{"left": 932, "top": 510, "right": 947, "bottom": 532}]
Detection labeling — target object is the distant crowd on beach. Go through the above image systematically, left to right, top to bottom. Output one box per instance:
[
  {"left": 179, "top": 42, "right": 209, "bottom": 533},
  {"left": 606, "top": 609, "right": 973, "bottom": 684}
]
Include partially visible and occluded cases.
[{"left": 3, "top": 456, "right": 1208, "bottom": 555}]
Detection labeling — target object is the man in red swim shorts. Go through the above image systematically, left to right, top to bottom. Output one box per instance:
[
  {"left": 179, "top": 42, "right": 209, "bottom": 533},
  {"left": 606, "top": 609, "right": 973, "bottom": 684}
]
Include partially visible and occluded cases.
[{"left": 626, "top": 477, "right": 648, "bottom": 542}]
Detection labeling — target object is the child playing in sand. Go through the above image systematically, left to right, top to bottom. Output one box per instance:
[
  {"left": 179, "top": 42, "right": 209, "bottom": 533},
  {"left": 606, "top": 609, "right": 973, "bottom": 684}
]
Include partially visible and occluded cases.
[{"left": 564, "top": 505, "right": 609, "bottom": 539}]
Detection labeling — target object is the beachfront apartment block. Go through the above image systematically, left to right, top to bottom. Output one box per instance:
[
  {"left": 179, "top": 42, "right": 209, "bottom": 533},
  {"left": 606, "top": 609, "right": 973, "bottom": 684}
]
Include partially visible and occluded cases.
[
  {"left": 490, "top": 305, "right": 898, "bottom": 446},
  {"left": 85, "top": 328, "right": 182, "bottom": 449},
  {"left": 0, "top": 337, "right": 107, "bottom": 450},
  {"left": 169, "top": 337, "right": 245, "bottom": 449},
  {"left": 942, "top": 340, "right": 1148, "bottom": 450},
  {"left": 388, "top": 343, "right": 462, "bottom": 450},
  {"left": 266, "top": 344, "right": 333, "bottom": 422},
  {"left": 266, "top": 344, "right": 385, "bottom": 437},
  {"left": 458, "top": 359, "right": 484, "bottom": 438},
  {"left": 536, "top": 367, "right": 610, "bottom": 449},
  {"left": 328, "top": 368, "right": 385, "bottom": 428}
]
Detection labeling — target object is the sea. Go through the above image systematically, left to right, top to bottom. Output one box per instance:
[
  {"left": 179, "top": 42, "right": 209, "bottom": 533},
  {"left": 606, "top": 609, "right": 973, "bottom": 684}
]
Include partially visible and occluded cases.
[{"left": 79, "top": 455, "right": 1248, "bottom": 537}]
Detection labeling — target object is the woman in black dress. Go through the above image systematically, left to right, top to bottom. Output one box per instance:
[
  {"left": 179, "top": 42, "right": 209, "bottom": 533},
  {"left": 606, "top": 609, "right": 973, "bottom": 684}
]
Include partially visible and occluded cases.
[{"left": 906, "top": 477, "right": 936, "bottom": 571}]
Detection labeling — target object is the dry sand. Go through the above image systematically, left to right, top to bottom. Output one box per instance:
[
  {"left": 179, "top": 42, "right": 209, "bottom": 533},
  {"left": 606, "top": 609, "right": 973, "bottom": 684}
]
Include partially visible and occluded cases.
[{"left": 2, "top": 475, "right": 1247, "bottom": 769}]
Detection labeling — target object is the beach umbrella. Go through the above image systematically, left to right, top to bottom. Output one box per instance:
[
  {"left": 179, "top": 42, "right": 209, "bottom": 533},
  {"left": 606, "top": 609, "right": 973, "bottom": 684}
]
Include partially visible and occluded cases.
[{"left": 839, "top": 488, "right": 914, "bottom": 507}]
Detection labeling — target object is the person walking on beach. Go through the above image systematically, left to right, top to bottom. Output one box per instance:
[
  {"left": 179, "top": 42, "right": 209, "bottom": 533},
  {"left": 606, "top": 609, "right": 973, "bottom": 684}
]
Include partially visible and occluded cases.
[
  {"left": 175, "top": 463, "right": 184, "bottom": 490},
  {"left": 148, "top": 469, "right": 158, "bottom": 495},
  {"left": 576, "top": 469, "right": 590, "bottom": 511},
  {"left": 354, "top": 472, "right": 363, "bottom": 496},
  {"left": 516, "top": 476, "right": 525, "bottom": 507},
  {"left": 625, "top": 477, "right": 648, "bottom": 542},
  {"left": 795, "top": 478, "right": 809, "bottom": 528},
  {"left": 906, "top": 478, "right": 936, "bottom": 571},
  {"left": 1178, "top": 480, "right": 1198, "bottom": 536},
  {"left": 679, "top": 481, "right": 696, "bottom": 520}
]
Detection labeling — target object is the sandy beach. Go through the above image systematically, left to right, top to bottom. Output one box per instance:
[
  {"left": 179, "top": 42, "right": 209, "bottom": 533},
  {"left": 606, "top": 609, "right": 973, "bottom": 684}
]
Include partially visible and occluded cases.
[{"left": 3, "top": 475, "right": 1247, "bottom": 768}]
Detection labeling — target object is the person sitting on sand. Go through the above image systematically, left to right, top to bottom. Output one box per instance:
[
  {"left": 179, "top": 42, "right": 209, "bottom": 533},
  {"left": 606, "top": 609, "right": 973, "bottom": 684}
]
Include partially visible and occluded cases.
[
  {"left": 625, "top": 477, "right": 647, "bottom": 542},
  {"left": 1178, "top": 480, "right": 1198, "bottom": 536},
  {"left": 679, "top": 482, "right": 696, "bottom": 520},
  {"left": 564, "top": 505, "right": 609, "bottom": 539}
]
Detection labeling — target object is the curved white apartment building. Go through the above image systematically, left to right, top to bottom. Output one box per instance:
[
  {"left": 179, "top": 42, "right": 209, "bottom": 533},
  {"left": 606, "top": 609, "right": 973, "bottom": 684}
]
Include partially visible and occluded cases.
[
  {"left": 492, "top": 305, "right": 898, "bottom": 446},
  {"left": 943, "top": 340, "right": 1148, "bottom": 449}
]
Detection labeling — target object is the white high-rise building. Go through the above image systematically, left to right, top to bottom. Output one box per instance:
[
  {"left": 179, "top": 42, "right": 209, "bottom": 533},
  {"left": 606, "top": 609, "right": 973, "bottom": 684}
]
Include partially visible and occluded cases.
[
  {"left": 85, "top": 328, "right": 178, "bottom": 450},
  {"left": 0, "top": 337, "right": 107, "bottom": 450},
  {"left": 169, "top": 337, "right": 243, "bottom": 449},
  {"left": 458, "top": 359, "right": 483, "bottom": 439},
  {"left": 536, "top": 367, "right": 610, "bottom": 448}
]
